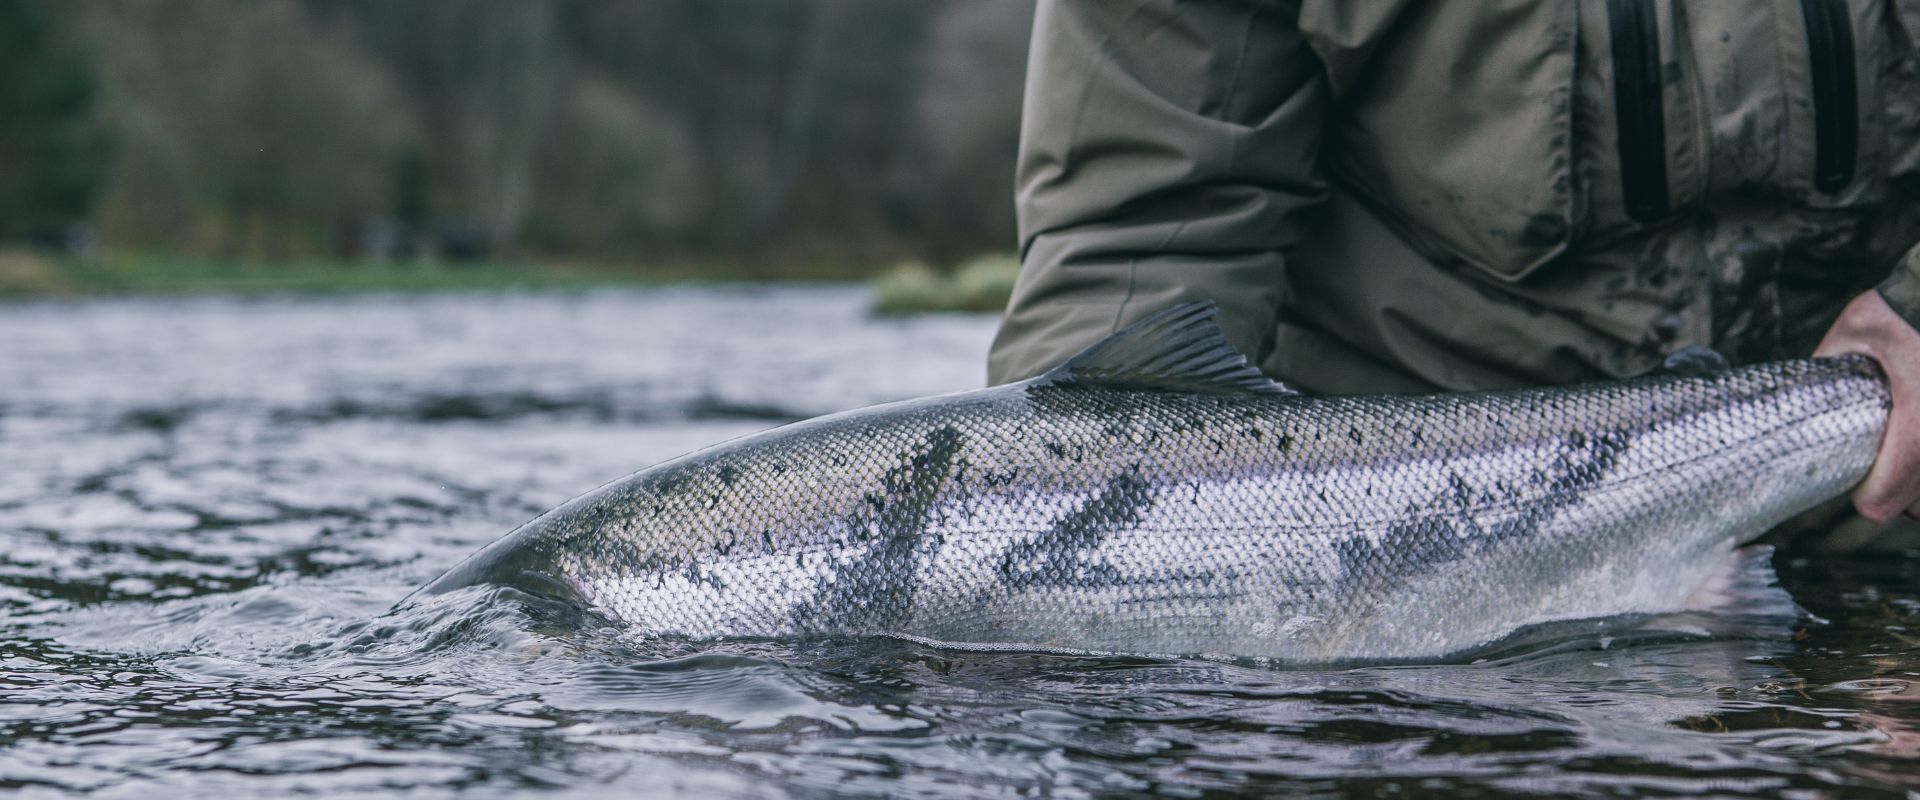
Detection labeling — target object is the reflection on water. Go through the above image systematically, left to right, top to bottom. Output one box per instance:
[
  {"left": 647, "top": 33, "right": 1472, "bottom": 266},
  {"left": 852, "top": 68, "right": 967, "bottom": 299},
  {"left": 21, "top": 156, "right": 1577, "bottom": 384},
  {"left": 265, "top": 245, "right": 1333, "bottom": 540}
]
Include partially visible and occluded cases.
[{"left": 3, "top": 286, "right": 1919, "bottom": 797}]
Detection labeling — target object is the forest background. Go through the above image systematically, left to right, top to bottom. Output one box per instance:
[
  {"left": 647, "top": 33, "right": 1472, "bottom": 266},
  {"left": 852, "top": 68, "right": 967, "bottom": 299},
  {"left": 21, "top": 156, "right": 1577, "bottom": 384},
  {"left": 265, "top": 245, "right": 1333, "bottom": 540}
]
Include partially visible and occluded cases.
[{"left": 0, "top": 0, "right": 1035, "bottom": 292}]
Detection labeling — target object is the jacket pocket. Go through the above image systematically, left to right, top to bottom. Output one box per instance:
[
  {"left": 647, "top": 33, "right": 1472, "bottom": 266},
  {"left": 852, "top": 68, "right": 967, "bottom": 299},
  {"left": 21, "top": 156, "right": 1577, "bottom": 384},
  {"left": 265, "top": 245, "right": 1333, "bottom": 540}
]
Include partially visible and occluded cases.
[{"left": 1308, "top": 0, "right": 1580, "bottom": 283}]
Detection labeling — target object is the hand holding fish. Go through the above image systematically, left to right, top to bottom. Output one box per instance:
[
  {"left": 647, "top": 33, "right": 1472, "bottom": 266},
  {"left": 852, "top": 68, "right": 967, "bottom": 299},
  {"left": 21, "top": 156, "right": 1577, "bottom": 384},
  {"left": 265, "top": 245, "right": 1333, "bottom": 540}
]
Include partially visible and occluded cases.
[{"left": 1815, "top": 291, "right": 1920, "bottom": 522}]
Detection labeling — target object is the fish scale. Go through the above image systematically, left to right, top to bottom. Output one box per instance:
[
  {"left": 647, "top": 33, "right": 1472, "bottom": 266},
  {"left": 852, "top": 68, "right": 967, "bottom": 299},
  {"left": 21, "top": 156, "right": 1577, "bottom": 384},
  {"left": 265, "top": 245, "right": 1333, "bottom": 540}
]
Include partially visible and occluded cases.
[{"left": 414, "top": 304, "right": 1890, "bottom": 663}]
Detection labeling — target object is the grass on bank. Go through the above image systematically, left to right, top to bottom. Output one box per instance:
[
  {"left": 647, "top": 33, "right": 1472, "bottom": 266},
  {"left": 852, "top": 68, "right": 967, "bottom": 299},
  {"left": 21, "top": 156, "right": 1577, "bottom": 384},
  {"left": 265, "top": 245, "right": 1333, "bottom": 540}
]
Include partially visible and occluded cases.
[
  {"left": 0, "top": 249, "right": 1022, "bottom": 315},
  {"left": 0, "top": 251, "right": 682, "bottom": 297},
  {"left": 870, "top": 254, "right": 1019, "bottom": 314}
]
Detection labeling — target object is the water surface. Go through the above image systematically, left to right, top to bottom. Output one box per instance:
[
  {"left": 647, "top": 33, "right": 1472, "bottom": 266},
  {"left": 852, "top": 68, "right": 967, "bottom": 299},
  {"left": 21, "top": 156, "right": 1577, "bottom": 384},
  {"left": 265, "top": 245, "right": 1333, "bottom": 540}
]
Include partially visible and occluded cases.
[{"left": 4, "top": 287, "right": 1920, "bottom": 797}]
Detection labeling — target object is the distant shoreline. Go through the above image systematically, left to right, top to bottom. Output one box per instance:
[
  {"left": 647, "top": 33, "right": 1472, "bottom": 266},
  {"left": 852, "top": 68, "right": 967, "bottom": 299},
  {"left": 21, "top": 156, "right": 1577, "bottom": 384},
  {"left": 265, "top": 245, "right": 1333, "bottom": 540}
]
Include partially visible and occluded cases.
[
  {"left": 0, "top": 250, "right": 1017, "bottom": 314},
  {"left": 0, "top": 251, "right": 855, "bottom": 298}
]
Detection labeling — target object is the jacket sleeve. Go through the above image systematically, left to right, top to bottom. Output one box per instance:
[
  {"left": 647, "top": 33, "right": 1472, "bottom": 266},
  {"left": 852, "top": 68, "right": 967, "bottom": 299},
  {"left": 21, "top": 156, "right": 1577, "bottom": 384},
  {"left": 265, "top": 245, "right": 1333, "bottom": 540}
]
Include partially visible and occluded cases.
[
  {"left": 985, "top": 0, "right": 1330, "bottom": 385},
  {"left": 1877, "top": 243, "right": 1920, "bottom": 333}
]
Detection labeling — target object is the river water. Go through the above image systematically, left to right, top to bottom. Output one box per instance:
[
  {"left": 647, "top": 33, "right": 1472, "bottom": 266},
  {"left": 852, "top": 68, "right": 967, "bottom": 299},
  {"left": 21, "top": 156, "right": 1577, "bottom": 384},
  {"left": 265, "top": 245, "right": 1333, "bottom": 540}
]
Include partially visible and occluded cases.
[{"left": 3, "top": 286, "right": 1920, "bottom": 798}]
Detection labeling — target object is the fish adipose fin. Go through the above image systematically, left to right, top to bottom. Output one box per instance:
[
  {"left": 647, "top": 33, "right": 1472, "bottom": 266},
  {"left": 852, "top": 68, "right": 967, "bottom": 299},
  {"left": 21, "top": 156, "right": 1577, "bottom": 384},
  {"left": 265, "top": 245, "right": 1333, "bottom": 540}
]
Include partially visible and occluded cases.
[
  {"left": 1040, "top": 302, "right": 1299, "bottom": 395},
  {"left": 1656, "top": 345, "right": 1731, "bottom": 377}
]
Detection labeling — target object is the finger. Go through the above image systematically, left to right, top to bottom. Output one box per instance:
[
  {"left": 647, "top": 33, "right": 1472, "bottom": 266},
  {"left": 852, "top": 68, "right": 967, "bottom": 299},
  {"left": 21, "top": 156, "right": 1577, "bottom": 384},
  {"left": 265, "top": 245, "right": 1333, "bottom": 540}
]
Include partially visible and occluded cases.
[
  {"left": 1816, "top": 292, "right": 1920, "bottom": 521},
  {"left": 1813, "top": 293, "right": 1883, "bottom": 358},
  {"left": 1855, "top": 381, "right": 1920, "bottom": 522}
]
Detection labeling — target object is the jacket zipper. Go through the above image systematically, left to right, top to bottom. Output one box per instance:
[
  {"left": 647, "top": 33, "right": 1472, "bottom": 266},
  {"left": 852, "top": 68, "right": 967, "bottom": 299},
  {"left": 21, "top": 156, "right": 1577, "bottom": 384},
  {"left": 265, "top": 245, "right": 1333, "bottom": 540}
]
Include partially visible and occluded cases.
[
  {"left": 1607, "top": 0, "right": 1669, "bottom": 224},
  {"left": 1800, "top": 0, "right": 1858, "bottom": 194}
]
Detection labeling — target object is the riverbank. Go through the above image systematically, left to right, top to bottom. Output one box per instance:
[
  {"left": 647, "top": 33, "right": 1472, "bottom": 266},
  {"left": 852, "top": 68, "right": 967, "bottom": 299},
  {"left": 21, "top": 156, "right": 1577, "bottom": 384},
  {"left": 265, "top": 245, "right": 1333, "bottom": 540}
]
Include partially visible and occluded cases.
[
  {"left": 0, "top": 250, "right": 1020, "bottom": 313},
  {"left": 0, "top": 251, "right": 728, "bottom": 298},
  {"left": 869, "top": 254, "right": 1019, "bottom": 314}
]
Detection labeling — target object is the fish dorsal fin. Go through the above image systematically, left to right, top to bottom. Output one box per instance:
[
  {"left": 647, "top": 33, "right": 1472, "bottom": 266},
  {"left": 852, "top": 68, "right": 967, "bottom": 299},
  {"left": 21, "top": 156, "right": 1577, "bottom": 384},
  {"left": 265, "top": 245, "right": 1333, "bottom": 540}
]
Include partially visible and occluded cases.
[
  {"left": 1038, "top": 302, "right": 1297, "bottom": 395},
  {"left": 1657, "top": 345, "right": 1731, "bottom": 377}
]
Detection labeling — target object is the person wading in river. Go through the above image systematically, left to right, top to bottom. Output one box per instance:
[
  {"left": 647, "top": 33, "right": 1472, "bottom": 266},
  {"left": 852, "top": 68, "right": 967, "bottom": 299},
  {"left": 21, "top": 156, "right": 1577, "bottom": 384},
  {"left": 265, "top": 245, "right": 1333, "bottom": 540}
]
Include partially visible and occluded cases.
[{"left": 988, "top": 0, "right": 1920, "bottom": 529}]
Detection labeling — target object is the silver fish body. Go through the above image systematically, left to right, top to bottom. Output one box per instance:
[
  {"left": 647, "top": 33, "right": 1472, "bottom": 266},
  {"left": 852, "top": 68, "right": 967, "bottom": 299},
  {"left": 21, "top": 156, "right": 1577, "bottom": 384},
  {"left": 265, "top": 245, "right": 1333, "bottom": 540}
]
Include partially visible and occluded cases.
[{"left": 418, "top": 306, "right": 1889, "bottom": 663}]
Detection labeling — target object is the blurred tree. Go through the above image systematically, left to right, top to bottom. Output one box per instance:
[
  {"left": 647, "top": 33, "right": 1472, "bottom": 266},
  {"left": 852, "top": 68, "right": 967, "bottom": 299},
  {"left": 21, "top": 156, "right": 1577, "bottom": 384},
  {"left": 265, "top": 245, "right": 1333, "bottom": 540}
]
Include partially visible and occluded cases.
[
  {"left": 0, "top": 0, "right": 109, "bottom": 243},
  {"left": 43, "top": 0, "right": 1039, "bottom": 271},
  {"left": 78, "top": 0, "right": 415, "bottom": 257},
  {"left": 313, "top": 0, "right": 566, "bottom": 255},
  {"left": 556, "top": 0, "right": 825, "bottom": 255},
  {"left": 557, "top": 0, "right": 945, "bottom": 269},
  {"left": 770, "top": 0, "right": 942, "bottom": 264},
  {"left": 906, "top": 1, "right": 1032, "bottom": 265},
  {"left": 522, "top": 76, "right": 704, "bottom": 258},
  {"left": 393, "top": 152, "right": 430, "bottom": 236}
]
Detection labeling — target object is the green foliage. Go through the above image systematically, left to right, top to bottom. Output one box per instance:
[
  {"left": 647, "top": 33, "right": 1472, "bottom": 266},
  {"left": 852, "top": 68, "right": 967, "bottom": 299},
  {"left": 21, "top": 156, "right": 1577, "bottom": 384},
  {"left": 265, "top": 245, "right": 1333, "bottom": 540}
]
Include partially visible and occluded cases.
[
  {"left": 0, "top": 0, "right": 109, "bottom": 239},
  {"left": 25, "top": 0, "right": 1034, "bottom": 278},
  {"left": 78, "top": 0, "right": 415, "bottom": 257},
  {"left": 521, "top": 77, "right": 705, "bottom": 257},
  {"left": 0, "top": 250, "right": 681, "bottom": 297},
  {"left": 870, "top": 254, "right": 1019, "bottom": 315}
]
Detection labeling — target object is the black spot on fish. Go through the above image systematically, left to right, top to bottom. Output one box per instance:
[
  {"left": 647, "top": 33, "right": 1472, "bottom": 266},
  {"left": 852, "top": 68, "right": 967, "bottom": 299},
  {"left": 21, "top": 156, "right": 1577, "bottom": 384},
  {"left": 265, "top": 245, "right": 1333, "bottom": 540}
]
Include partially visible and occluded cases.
[
  {"left": 1348, "top": 426, "right": 1363, "bottom": 445},
  {"left": 1277, "top": 434, "right": 1294, "bottom": 454},
  {"left": 717, "top": 465, "right": 741, "bottom": 486},
  {"left": 1447, "top": 472, "right": 1473, "bottom": 508},
  {"left": 671, "top": 555, "right": 728, "bottom": 592}
]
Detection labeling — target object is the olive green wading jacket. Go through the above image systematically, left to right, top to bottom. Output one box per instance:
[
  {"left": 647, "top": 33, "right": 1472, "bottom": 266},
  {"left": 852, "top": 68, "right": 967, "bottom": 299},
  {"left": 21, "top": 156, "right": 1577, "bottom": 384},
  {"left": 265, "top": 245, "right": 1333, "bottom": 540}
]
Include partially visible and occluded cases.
[{"left": 988, "top": 0, "right": 1920, "bottom": 394}]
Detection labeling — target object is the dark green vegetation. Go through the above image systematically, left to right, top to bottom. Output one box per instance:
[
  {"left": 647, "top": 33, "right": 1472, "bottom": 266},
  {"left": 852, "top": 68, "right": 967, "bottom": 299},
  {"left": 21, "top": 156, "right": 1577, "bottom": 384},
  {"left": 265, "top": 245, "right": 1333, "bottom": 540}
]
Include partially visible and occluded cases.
[
  {"left": 0, "top": 0, "right": 1032, "bottom": 284},
  {"left": 0, "top": 0, "right": 107, "bottom": 243},
  {"left": 0, "top": 250, "right": 1009, "bottom": 306},
  {"left": 0, "top": 251, "right": 758, "bottom": 297},
  {"left": 870, "top": 255, "right": 1020, "bottom": 314}
]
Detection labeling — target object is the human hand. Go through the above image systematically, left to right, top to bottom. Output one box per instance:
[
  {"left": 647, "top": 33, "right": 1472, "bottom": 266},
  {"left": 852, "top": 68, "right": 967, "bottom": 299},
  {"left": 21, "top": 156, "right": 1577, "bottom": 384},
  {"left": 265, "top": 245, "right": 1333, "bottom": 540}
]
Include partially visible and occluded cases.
[{"left": 1814, "top": 291, "right": 1920, "bottom": 522}]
